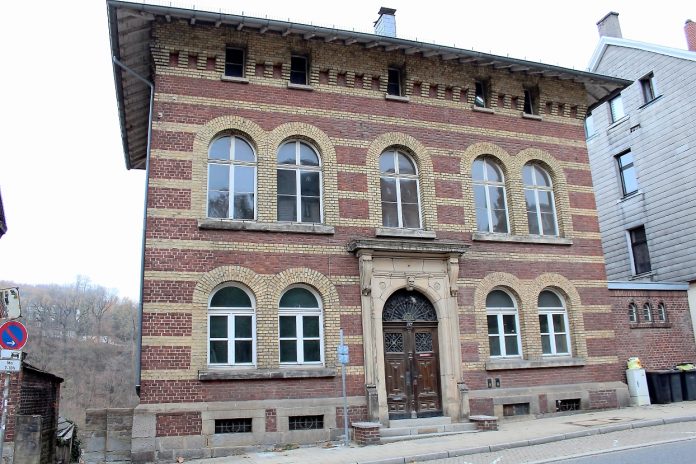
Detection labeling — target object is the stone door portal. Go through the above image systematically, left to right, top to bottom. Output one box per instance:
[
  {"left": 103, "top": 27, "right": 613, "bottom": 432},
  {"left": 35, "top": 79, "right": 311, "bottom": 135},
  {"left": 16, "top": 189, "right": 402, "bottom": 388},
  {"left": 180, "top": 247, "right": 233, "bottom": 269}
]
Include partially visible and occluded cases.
[{"left": 383, "top": 289, "right": 442, "bottom": 419}]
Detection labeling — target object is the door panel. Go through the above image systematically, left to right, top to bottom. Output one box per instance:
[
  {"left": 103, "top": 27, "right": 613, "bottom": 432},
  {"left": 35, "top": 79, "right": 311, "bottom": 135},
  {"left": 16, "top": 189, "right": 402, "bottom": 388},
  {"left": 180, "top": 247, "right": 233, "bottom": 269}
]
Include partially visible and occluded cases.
[{"left": 414, "top": 328, "right": 441, "bottom": 417}]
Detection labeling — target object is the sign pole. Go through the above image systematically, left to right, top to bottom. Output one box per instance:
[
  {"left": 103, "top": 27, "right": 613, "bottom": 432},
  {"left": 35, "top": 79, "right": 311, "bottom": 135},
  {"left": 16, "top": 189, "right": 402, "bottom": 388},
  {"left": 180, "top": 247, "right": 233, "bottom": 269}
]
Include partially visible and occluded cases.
[
  {"left": 340, "top": 329, "right": 349, "bottom": 446},
  {"left": 0, "top": 371, "right": 11, "bottom": 460}
]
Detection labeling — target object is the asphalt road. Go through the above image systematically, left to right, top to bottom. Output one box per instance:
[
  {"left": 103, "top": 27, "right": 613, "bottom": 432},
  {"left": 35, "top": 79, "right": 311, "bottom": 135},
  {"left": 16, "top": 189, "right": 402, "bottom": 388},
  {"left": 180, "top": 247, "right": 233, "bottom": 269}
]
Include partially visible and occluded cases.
[{"left": 554, "top": 439, "right": 696, "bottom": 463}]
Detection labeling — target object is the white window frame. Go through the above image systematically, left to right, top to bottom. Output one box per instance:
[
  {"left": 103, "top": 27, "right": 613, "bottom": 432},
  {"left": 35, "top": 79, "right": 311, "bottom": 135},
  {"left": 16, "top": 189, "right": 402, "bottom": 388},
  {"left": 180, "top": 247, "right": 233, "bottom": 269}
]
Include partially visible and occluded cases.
[
  {"left": 609, "top": 94, "right": 625, "bottom": 123},
  {"left": 207, "top": 135, "right": 257, "bottom": 220},
  {"left": 276, "top": 140, "right": 323, "bottom": 223},
  {"left": 379, "top": 149, "right": 423, "bottom": 229},
  {"left": 616, "top": 151, "right": 639, "bottom": 197},
  {"left": 473, "top": 157, "right": 510, "bottom": 234},
  {"left": 523, "top": 163, "right": 559, "bottom": 236},
  {"left": 207, "top": 284, "right": 256, "bottom": 367},
  {"left": 278, "top": 285, "right": 324, "bottom": 366},
  {"left": 486, "top": 289, "right": 522, "bottom": 358},
  {"left": 538, "top": 290, "right": 571, "bottom": 356},
  {"left": 642, "top": 302, "right": 653, "bottom": 322},
  {"left": 657, "top": 302, "right": 667, "bottom": 322},
  {"left": 628, "top": 303, "right": 638, "bottom": 323}
]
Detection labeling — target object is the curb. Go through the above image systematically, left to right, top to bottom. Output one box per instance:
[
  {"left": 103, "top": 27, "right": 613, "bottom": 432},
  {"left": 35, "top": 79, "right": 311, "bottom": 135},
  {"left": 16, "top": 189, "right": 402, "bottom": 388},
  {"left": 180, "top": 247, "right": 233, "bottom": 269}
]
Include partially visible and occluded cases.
[{"left": 356, "top": 415, "right": 696, "bottom": 464}]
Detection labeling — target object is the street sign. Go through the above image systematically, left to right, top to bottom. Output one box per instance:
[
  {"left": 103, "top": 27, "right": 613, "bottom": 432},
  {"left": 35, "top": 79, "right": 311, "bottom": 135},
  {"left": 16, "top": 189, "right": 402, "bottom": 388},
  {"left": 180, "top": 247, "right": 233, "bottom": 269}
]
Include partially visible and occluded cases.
[
  {"left": 0, "top": 288, "right": 21, "bottom": 320},
  {"left": 0, "top": 321, "right": 27, "bottom": 350},
  {"left": 337, "top": 344, "right": 349, "bottom": 365},
  {"left": 0, "top": 350, "right": 21, "bottom": 360},
  {"left": 0, "top": 360, "right": 20, "bottom": 373}
]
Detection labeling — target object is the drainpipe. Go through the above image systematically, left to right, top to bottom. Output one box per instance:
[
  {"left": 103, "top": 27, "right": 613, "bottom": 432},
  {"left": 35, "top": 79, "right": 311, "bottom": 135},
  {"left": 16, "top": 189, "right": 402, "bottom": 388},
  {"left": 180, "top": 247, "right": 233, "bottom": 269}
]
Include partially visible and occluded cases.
[{"left": 112, "top": 56, "right": 154, "bottom": 397}]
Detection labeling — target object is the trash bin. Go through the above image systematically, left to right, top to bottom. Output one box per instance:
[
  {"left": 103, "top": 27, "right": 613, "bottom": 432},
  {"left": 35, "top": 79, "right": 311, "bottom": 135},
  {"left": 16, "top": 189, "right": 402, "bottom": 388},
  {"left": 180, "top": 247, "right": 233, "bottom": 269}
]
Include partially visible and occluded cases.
[
  {"left": 668, "top": 370, "right": 683, "bottom": 402},
  {"left": 682, "top": 370, "right": 696, "bottom": 401},
  {"left": 646, "top": 371, "right": 672, "bottom": 404}
]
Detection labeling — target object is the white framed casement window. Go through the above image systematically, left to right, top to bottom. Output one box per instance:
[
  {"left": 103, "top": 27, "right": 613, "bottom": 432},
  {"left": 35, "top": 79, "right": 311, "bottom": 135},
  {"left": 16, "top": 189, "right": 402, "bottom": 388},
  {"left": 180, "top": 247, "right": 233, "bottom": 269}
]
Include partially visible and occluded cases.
[
  {"left": 609, "top": 94, "right": 625, "bottom": 123},
  {"left": 207, "top": 135, "right": 257, "bottom": 220},
  {"left": 277, "top": 140, "right": 322, "bottom": 223},
  {"left": 379, "top": 149, "right": 422, "bottom": 229},
  {"left": 616, "top": 151, "right": 639, "bottom": 197},
  {"left": 473, "top": 156, "right": 510, "bottom": 233},
  {"left": 523, "top": 163, "right": 558, "bottom": 236},
  {"left": 208, "top": 284, "right": 256, "bottom": 366},
  {"left": 278, "top": 286, "right": 324, "bottom": 365},
  {"left": 486, "top": 289, "right": 522, "bottom": 358},
  {"left": 538, "top": 290, "right": 571, "bottom": 356},
  {"left": 642, "top": 302, "right": 653, "bottom": 322},
  {"left": 657, "top": 302, "right": 667, "bottom": 322},
  {"left": 628, "top": 303, "right": 638, "bottom": 323}
]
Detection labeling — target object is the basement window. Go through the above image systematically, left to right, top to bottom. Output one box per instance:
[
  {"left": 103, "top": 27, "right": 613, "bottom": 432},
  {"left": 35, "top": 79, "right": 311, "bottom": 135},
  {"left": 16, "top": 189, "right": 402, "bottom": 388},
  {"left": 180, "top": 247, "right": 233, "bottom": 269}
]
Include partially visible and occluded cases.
[
  {"left": 225, "top": 48, "right": 245, "bottom": 77},
  {"left": 290, "top": 56, "right": 309, "bottom": 85},
  {"left": 555, "top": 398, "right": 580, "bottom": 412},
  {"left": 503, "top": 403, "right": 530, "bottom": 417},
  {"left": 289, "top": 415, "right": 324, "bottom": 430},
  {"left": 215, "top": 418, "right": 252, "bottom": 434}
]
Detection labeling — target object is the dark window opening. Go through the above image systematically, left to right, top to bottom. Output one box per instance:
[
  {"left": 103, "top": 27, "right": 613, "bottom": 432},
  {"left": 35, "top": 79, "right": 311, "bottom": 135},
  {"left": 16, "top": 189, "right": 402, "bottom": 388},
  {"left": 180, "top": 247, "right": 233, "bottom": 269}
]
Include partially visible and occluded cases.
[
  {"left": 225, "top": 48, "right": 245, "bottom": 77},
  {"left": 290, "top": 56, "right": 308, "bottom": 85},
  {"left": 387, "top": 68, "right": 402, "bottom": 96},
  {"left": 640, "top": 73, "right": 655, "bottom": 103},
  {"left": 475, "top": 80, "right": 489, "bottom": 108},
  {"left": 523, "top": 87, "right": 539, "bottom": 115},
  {"left": 616, "top": 151, "right": 638, "bottom": 196},
  {"left": 629, "top": 226, "right": 651, "bottom": 275},
  {"left": 556, "top": 398, "right": 581, "bottom": 412},
  {"left": 503, "top": 403, "right": 530, "bottom": 416},
  {"left": 289, "top": 415, "right": 324, "bottom": 430},
  {"left": 215, "top": 418, "right": 252, "bottom": 434}
]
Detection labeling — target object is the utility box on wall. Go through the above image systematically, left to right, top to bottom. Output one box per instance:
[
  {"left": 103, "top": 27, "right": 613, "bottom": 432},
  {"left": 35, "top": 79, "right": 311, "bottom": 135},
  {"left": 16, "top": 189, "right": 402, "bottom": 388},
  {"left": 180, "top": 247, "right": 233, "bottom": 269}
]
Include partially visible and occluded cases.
[{"left": 626, "top": 368, "right": 650, "bottom": 406}]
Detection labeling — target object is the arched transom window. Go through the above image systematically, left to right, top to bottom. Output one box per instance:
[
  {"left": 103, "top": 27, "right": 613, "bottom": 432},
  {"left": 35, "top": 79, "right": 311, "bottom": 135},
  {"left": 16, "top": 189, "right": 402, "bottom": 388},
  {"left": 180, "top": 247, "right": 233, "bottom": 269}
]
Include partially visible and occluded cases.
[
  {"left": 207, "top": 135, "right": 256, "bottom": 219},
  {"left": 277, "top": 140, "right": 322, "bottom": 223},
  {"left": 379, "top": 149, "right": 422, "bottom": 229},
  {"left": 473, "top": 157, "right": 510, "bottom": 233},
  {"left": 523, "top": 163, "right": 558, "bottom": 236},
  {"left": 208, "top": 284, "right": 256, "bottom": 366},
  {"left": 279, "top": 286, "right": 323, "bottom": 364},
  {"left": 486, "top": 289, "right": 521, "bottom": 357},
  {"left": 538, "top": 290, "right": 570, "bottom": 356}
]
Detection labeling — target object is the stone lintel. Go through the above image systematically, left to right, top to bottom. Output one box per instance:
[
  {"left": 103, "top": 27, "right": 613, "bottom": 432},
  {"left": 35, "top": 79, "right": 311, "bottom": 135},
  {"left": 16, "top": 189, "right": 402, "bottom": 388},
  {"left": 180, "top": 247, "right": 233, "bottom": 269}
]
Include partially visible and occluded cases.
[
  {"left": 198, "top": 219, "right": 335, "bottom": 235},
  {"left": 472, "top": 232, "right": 572, "bottom": 246},
  {"left": 347, "top": 238, "right": 468, "bottom": 256},
  {"left": 485, "top": 357, "right": 586, "bottom": 371},
  {"left": 198, "top": 367, "right": 338, "bottom": 381}
]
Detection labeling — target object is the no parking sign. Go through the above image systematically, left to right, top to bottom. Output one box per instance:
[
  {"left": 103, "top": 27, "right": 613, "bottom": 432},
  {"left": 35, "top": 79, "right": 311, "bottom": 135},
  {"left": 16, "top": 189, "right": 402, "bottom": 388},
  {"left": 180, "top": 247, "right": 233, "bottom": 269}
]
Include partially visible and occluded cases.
[{"left": 0, "top": 321, "right": 28, "bottom": 350}]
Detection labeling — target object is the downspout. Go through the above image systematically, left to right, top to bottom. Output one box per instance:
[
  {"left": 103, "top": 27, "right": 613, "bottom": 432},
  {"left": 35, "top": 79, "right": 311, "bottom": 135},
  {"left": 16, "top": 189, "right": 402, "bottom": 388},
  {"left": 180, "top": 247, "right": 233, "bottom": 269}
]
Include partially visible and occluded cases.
[{"left": 112, "top": 56, "right": 154, "bottom": 397}]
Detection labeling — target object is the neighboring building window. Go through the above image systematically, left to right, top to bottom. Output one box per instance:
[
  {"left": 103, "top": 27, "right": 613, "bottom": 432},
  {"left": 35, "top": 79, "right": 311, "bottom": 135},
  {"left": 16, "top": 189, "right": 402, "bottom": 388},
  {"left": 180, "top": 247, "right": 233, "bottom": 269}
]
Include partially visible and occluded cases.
[
  {"left": 224, "top": 47, "right": 245, "bottom": 77},
  {"left": 290, "top": 55, "right": 308, "bottom": 85},
  {"left": 387, "top": 68, "right": 402, "bottom": 96},
  {"left": 640, "top": 73, "right": 656, "bottom": 104},
  {"left": 474, "top": 80, "right": 489, "bottom": 108},
  {"left": 523, "top": 87, "right": 539, "bottom": 115},
  {"left": 609, "top": 94, "right": 625, "bottom": 122},
  {"left": 584, "top": 112, "right": 595, "bottom": 138},
  {"left": 208, "top": 135, "right": 256, "bottom": 219},
  {"left": 277, "top": 140, "right": 322, "bottom": 223},
  {"left": 379, "top": 149, "right": 421, "bottom": 229},
  {"left": 616, "top": 151, "right": 638, "bottom": 196},
  {"left": 472, "top": 156, "right": 509, "bottom": 233},
  {"left": 523, "top": 163, "right": 558, "bottom": 236},
  {"left": 628, "top": 226, "right": 651, "bottom": 275},
  {"left": 208, "top": 284, "right": 255, "bottom": 366},
  {"left": 279, "top": 286, "right": 323, "bottom": 364},
  {"left": 486, "top": 289, "right": 521, "bottom": 357},
  {"left": 538, "top": 290, "right": 570, "bottom": 356},
  {"left": 642, "top": 302, "right": 653, "bottom": 322},
  {"left": 657, "top": 302, "right": 667, "bottom": 322},
  {"left": 628, "top": 303, "right": 638, "bottom": 323}
]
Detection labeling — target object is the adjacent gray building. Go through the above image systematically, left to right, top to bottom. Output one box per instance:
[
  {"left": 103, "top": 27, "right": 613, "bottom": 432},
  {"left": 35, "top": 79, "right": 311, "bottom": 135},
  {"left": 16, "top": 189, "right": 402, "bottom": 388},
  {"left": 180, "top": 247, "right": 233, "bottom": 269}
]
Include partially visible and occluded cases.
[{"left": 586, "top": 13, "right": 696, "bottom": 311}]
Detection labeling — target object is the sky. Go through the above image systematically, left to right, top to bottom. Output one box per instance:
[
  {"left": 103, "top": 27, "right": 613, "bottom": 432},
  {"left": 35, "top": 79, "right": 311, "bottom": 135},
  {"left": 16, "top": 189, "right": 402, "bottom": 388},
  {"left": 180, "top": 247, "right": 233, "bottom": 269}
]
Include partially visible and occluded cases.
[{"left": 0, "top": 1, "right": 693, "bottom": 301}]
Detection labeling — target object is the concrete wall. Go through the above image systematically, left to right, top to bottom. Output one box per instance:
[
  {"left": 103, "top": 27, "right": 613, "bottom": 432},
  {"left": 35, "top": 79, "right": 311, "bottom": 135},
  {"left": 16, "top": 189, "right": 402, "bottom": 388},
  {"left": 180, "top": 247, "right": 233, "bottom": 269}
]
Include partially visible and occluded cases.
[{"left": 82, "top": 409, "right": 133, "bottom": 464}]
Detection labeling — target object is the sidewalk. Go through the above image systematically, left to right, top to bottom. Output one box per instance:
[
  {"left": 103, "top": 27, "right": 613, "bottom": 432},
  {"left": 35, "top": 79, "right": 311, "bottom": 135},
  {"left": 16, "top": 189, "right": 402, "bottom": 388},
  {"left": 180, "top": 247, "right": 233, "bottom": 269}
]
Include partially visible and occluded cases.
[{"left": 192, "top": 402, "right": 696, "bottom": 464}]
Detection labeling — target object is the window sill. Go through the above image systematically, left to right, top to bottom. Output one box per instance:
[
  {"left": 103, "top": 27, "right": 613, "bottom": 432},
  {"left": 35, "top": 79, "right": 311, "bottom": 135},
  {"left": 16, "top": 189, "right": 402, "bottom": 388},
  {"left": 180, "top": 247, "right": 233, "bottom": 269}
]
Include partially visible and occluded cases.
[
  {"left": 220, "top": 75, "right": 249, "bottom": 84},
  {"left": 287, "top": 82, "right": 314, "bottom": 91},
  {"left": 385, "top": 94, "right": 410, "bottom": 103},
  {"left": 638, "top": 94, "right": 663, "bottom": 110},
  {"left": 472, "top": 106, "right": 495, "bottom": 114},
  {"left": 522, "top": 113, "right": 542, "bottom": 121},
  {"left": 607, "top": 115, "right": 629, "bottom": 131},
  {"left": 617, "top": 190, "right": 643, "bottom": 204},
  {"left": 198, "top": 219, "right": 335, "bottom": 235},
  {"left": 375, "top": 227, "right": 437, "bottom": 239},
  {"left": 472, "top": 232, "right": 572, "bottom": 246},
  {"left": 629, "top": 271, "right": 655, "bottom": 281},
  {"left": 630, "top": 322, "right": 672, "bottom": 329},
  {"left": 486, "top": 357, "right": 586, "bottom": 371},
  {"left": 199, "top": 367, "right": 337, "bottom": 381}
]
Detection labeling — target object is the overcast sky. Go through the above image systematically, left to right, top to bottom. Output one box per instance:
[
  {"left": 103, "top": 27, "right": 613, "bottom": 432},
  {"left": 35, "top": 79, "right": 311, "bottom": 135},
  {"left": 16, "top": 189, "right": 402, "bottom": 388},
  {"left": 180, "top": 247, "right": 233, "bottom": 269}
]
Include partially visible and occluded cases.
[{"left": 0, "top": 1, "right": 693, "bottom": 301}]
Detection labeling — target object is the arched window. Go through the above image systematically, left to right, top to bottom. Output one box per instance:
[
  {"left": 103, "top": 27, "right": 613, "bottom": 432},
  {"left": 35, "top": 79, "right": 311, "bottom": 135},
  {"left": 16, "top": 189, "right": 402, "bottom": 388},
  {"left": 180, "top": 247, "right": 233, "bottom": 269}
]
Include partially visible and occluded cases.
[
  {"left": 208, "top": 135, "right": 256, "bottom": 219},
  {"left": 277, "top": 140, "right": 322, "bottom": 223},
  {"left": 379, "top": 149, "right": 422, "bottom": 229},
  {"left": 473, "top": 157, "right": 510, "bottom": 233},
  {"left": 523, "top": 163, "right": 558, "bottom": 236},
  {"left": 208, "top": 284, "right": 255, "bottom": 366},
  {"left": 279, "top": 286, "right": 323, "bottom": 364},
  {"left": 486, "top": 289, "right": 521, "bottom": 357},
  {"left": 538, "top": 290, "right": 570, "bottom": 356},
  {"left": 642, "top": 302, "right": 653, "bottom": 322},
  {"left": 657, "top": 302, "right": 667, "bottom": 322},
  {"left": 628, "top": 303, "right": 638, "bottom": 323}
]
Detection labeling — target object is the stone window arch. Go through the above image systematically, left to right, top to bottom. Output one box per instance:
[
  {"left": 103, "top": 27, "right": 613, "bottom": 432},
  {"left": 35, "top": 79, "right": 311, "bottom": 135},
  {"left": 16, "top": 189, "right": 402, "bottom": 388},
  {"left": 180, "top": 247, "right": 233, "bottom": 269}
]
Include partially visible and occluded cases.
[{"left": 208, "top": 283, "right": 256, "bottom": 366}]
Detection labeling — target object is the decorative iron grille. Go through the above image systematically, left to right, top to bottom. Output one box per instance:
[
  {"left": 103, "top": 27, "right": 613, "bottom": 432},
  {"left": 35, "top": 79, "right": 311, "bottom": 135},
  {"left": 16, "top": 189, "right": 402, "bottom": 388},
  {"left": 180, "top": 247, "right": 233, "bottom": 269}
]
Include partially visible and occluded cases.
[
  {"left": 382, "top": 290, "right": 437, "bottom": 322},
  {"left": 384, "top": 332, "right": 404, "bottom": 352},
  {"left": 415, "top": 332, "right": 433, "bottom": 352},
  {"left": 556, "top": 398, "right": 581, "bottom": 412},
  {"left": 289, "top": 415, "right": 324, "bottom": 430},
  {"left": 215, "top": 418, "right": 252, "bottom": 434}
]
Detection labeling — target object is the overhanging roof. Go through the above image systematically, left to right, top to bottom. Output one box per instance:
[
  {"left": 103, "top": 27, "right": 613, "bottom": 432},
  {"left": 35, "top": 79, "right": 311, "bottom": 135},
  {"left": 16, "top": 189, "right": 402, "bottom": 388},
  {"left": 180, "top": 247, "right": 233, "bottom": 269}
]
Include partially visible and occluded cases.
[{"left": 107, "top": 0, "right": 630, "bottom": 170}]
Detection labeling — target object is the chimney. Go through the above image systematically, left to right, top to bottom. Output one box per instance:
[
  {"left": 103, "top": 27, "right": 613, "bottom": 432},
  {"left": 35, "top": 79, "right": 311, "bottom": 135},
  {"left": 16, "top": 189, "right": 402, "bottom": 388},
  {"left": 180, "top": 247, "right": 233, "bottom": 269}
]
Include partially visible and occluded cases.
[
  {"left": 374, "top": 7, "right": 397, "bottom": 37},
  {"left": 597, "top": 12, "right": 622, "bottom": 38},
  {"left": 686, "top": 20, "right": 696, "bottom": 52}
]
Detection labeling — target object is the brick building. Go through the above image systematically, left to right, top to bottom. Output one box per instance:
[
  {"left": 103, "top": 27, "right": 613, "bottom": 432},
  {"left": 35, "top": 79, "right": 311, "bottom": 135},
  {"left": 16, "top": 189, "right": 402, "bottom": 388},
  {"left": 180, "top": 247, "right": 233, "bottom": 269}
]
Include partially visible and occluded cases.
[{"left": 107, "top": 1, "right": 631, "bottom": 460}]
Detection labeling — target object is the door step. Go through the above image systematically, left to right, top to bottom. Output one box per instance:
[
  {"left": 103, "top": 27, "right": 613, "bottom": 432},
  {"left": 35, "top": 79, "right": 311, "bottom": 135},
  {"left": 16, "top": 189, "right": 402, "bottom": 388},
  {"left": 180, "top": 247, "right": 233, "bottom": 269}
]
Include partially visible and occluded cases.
[{"left": 380, "top": 418, "right": 478, "bottom": 443}]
